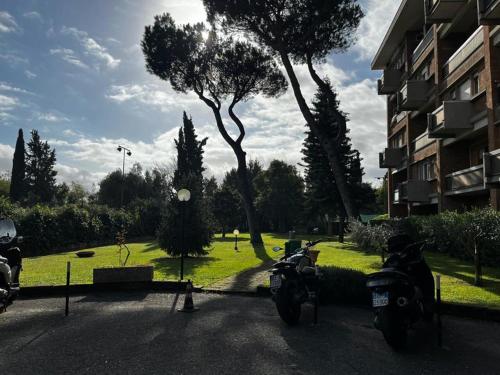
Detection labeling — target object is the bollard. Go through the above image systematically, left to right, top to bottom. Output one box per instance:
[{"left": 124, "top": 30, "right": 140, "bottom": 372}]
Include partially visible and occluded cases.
[
  {"left": 65, "top": 261, "right": 71, "bottom": 317},
  {"left": 436, "top": 274, "right": 442, "bottom": 347}
]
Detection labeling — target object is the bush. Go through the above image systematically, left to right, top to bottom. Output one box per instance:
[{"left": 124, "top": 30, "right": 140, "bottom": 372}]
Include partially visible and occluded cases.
[
  {"left": 0, "top": 199, "right": 152, "bottom": 256},
  {"left": 349, "top": 220, "right": 395, "bottom": 255},
  {"left": 319, "top": 266, "right": 370, "bottom": 306}
]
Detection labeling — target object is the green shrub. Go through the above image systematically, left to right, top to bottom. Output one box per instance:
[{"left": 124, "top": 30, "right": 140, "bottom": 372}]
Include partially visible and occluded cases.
[
  {"left": 349, "top": 220, "right": 395, "bottom": 255},
  {"left": 319, "top": 266, "right": 370, "bottom": 306}
]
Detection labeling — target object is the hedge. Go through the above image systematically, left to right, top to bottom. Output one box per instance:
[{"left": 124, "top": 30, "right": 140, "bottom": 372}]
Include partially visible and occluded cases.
[
  {"left": 0, "top": 196, "right": 159, "bottom": 256},
  {"left": 349, "top": 208, "right": 500, "bottom": 267},
  {"left": 319, "top": 266, "right": 370, "bottom": 306}
]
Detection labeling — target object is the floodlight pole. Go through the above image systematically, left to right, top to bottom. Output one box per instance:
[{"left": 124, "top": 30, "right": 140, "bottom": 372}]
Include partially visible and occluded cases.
[{"left": 117, "top": 145, "right": 132, "bottom": 208}]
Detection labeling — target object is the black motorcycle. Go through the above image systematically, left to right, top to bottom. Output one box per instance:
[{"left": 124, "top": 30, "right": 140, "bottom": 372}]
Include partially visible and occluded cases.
[
  {"left": 0, "top": 217, "right": 23, "bottom": 311},
  {"left": 366, "top": 234, "right": 435, "bottom": 349},
  {"left": 269, "top": 240, "right": 321, "bottom": 325}
]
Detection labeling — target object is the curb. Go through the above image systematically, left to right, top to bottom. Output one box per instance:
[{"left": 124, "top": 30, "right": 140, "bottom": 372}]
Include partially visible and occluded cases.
[
  {"left": 20, "top": 281, "right": 202, "bottom": 298},
  {"left": 18, "top": 283, "right": 500, "bottom": 322}
]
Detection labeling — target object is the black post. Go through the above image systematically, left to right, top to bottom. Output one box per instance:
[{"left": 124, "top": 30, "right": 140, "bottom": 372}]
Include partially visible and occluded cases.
[
  {"left": 120, "top": 148, "right": 125, "bottom": 208},
  {"left": 180, "top": 201, "right": 185, "bottom": 281},
  {"left": 338, "top": 217, "right": 345, "bottom": 243},
  {"left": 234, "top": 234, "right": 238, "bottom": 251},
  {"left": 65, "top": 261, "right": 71, "bottom": 316},
  {"left": 436, "top": 274, "right": 442, "bottom": 347},
  {"left": 313, "top": 295, "right": 318, "bottom": 325}
]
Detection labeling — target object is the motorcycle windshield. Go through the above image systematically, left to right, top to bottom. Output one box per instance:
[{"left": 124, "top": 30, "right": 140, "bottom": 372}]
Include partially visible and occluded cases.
[{"left": 0, "top": 218, "right": 16, "bottom": 239}]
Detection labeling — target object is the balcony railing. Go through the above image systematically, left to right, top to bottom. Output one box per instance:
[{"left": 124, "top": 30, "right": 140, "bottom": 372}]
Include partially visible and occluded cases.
[
  {"left": 425, "top": 0, "right": 467, "bottom": 23},
  {"left": 478, "top": 0, "right": 500, "bottom": 23},
  {"left": 443, "top": 27, "right": 484, "bottom": 77},
  {"left": 412, "top": 28, "right": 434, "bottom": 65},
  {"left": 377, "top": 69, "right": 402, "bottom": 95},
  {"left": 397, "top": 80, "right": 431, "bottom": 111},
  {"left": 427, "top": 100, "right": 472, "bottom": 138},
  {"left": 411, "top": 132, "right": 435, "bottom": 153},
  {"left": 379, "top": 148, "right": 405, "bottom": 169},
  {"left": 484, "top": 148, "right": 500, "bottom": 185},
  {"left": 445, "top": 165, "right": 484, "bottom": 193},
  {"left": 403, "top": 180, "right": 432, "bottom": 202}
]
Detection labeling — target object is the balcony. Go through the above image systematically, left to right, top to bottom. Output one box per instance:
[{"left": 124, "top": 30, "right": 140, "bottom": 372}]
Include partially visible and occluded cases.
[
  {"left": 425, "top": 0, "right": 467, "bottom": 23},
  {"left": 478, "top": 0, "right": 500, "bottom": 24},
  {"left": 443, "top": 27, "right": 484, "bottom": 78},
  {"left": 412, "top": 29, "right": 434, "bottom": 65},
  {"left": 377, "top": 69, "right": 402, "bottom": 95},
  {"left": 397, "top": 80, "right": 431, "bottom": 111},
  {"left": 427, "top": 101, "right": 472, "bottom": 138},
  {"left": 411, "top": 132, "right": 435, "bottom": 153},
  {"left": 379, "top": 148, "right": 405, "bottom": 168},
  {"left": 484, "top": 148, "right": 500, "bottom": 185},
  {"left": 445, "top": 165, "right": 485, "bottom": 194},
  {"left": 394, "top": 180, "right": 431, "bottom": 203}
]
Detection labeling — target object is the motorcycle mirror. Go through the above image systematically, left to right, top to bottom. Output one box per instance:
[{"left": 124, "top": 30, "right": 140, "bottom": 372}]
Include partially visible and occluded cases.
[
  {"left": 17, "top": 236, "right": 23, "bottom": 243},
  {"left": 272, "top": 246, "right": 283, "bottom": 252}
]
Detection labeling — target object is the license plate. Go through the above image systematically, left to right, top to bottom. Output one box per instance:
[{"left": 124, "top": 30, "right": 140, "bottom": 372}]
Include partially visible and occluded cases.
[
  {"left": 270, "top": 275, "right": 282, "bottom": 289},
  {"left": 372, "top": 291, "right": 389, "bottom": 307}
]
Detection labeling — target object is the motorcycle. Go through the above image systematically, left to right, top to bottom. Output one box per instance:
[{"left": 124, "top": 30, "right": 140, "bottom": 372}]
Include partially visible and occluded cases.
[
  {"left": 0, "top": 217, "right": 23, "bottom": 311},
  {"left": 366, "top": 234, "right": 435, "bottom": 350},
  {"left": 269, "top": 239, "right": 322, "bottom": 325}
]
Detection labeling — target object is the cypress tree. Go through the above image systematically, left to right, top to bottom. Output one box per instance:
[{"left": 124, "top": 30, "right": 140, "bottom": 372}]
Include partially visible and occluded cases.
[
  {"left": 302, "top": 82, "right": 363, "bottom": 225},
  {"left": 159, "top": 113, "right": 212, "bottom": 256},
  {"left": 10, "top": 129, "right": 26, "bottom": 202},
  {"left": 25, "top": 129, "right": 58, "bottom": 203}
]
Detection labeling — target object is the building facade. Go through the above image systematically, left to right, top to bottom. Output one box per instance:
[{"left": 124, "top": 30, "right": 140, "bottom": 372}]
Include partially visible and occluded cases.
[{"left": 373, "top": 0, "right": 500, "bottom": 217}]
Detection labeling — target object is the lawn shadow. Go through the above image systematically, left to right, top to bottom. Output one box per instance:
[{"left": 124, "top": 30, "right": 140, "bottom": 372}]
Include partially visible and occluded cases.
[
  {"left": 212, "top": 237, "right": 251, "bottom": 243},
  {"left": 142, "top": 242, "right": 161, "bottom": 252},
  {"left": 151, "top": 255, "right": 218, "bottom": 280},
  {"left": 77, "top": 291, "right": 149, "bottom": 303}
]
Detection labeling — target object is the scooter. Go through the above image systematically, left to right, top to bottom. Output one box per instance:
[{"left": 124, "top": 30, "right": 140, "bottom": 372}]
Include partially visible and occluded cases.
[
  {"left": 0, "top": 217, "right": 23, "bottom": 311},
  {"left": 366, "top": 234, "right": 435, "bottom": 350},
  {"left": 269, "top": 239, "right": 321, "bottom": 325}
]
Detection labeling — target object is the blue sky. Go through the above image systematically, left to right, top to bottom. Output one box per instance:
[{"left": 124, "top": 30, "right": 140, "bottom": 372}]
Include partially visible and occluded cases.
[{"left": 0, "top": 0, "right": 399, "bottom": 191}]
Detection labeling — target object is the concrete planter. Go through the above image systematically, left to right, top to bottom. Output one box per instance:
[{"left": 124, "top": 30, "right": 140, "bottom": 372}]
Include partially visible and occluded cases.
[{"left": 93, "top": 265, "right": 154, "bottom": 284}]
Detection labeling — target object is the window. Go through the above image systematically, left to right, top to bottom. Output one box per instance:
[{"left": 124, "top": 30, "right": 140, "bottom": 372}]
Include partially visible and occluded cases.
[
  {"left": 472, "top": 74, "right": 480, "bottom": 96},
  {"left": 457, "top": 79, "right": 472, "bottom": 100},
  {"left": 390, "top": 129, "right": 406, "bottom": 149},
  {"left": 416, "top": 158, "right": 435, "bottom": 181}
]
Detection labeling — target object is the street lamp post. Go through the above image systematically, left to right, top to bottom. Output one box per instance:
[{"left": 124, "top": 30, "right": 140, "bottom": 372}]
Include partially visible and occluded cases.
[
  {"left": 116, "top": 145, "right": 132, "bottom": 208},
  {"left": 177, "top": 188, "right": 191, "bottom": 281},
  {"left": 233, "top": 229, "right": 239, "bottom": 251}
]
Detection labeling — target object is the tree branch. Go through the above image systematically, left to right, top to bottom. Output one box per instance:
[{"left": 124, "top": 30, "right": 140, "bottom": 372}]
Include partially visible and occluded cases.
[{"left": 228, "top": 98, "right": 246, "bottom": 145}]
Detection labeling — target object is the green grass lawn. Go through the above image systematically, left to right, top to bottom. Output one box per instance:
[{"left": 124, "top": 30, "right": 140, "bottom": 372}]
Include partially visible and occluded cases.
[
  {"left": 21, "top": 233, "right": 291, "bottom": 288},
  {"left": 21, "top": 234, "right": 500, "bottom": 309},
  {"left": 313, "top": 241, "right": 500, "bottom": 309}
]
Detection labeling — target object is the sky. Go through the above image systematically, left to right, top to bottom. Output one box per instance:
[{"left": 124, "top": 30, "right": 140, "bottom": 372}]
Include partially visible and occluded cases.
[{"left": 0, "top": 0, "right": 400, "bottom": 192}]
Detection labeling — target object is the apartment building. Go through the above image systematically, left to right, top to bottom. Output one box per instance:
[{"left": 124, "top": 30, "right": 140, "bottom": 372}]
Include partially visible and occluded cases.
[{"left": 373, "top": 0, "right": 500, "bottom": 217}]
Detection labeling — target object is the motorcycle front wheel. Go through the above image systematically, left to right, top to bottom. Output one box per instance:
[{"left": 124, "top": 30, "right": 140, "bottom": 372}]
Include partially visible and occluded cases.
[
  {"left": 275, "top": 284, "right": 301, "bottom": 325},
  {"left": 379, "top": 307, "right": 407, "bottom": 350}
]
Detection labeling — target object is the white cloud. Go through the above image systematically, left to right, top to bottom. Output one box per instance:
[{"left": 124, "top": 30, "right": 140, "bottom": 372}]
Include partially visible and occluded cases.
[
  {"left": 354, "top": 0, "right": 400, "bottom": 61},
  {"left": 0, "top": 11, "right": 20, "bottom": 33},
  {"left": 23, "top": 11, "right": 43, "bottom": 22},
  {"left": 61, "top": 26, "right": 121, "bottom": 69},
  {"left": 49, "top": 48, "right": 89, "bottom": 69},
  {"left": 0, "top": 53, "right": 29, "bottom": 67},
  {"left": 25, "top": 70, "right": 37, "bottom": 79},
  {"left": 0, "top": 82, "right": 33, "bottom": 95},
  {"left": 106, "top": 84, "right": 200, "bottom": 111},
  {"left": 0, "top": 94, "right": 19, "bottom": 111},
  {"left": 36, "top": 111, "right": 70, "bottom": 123},
  {"left": 0, "top": 144, "right": 14, "bottom": 174}
]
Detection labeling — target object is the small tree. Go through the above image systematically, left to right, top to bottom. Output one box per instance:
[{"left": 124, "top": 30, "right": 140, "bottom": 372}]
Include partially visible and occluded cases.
[
  {"left": 142, "top": 14, "right": 287, "bottom": 245},
  {"left": 10, "top": 129, "right": 26, "bottom": 202},
  {"left": 25, "top": 130, "right": 57, "bottom": 203},
  {"left": 213, "top": 186, "right": 242, "bottom": 237}
]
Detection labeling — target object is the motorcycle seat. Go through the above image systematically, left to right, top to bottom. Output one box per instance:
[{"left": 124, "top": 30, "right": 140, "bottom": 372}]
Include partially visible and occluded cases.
[{"left": 273, "top": 261, "right": 295, "bottom": 269}]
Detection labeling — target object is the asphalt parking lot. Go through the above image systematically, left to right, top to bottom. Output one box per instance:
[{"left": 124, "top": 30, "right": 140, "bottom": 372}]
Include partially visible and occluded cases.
[{"left": 1, "top": 292, "right": 500, "bottom": 375}]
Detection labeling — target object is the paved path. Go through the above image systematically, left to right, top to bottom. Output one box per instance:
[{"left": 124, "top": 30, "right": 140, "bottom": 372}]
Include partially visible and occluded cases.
[
  {"left": 209, "top": 261, "right": 273, "bottom": 292},
  {"left": 2, "top": 292, "right": 500, "bottom": 374}
]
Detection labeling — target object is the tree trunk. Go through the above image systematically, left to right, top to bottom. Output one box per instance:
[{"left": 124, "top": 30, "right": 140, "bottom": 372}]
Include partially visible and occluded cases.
[
  {"left": 279, "top": 51, "right": 356, "bottom": 218},
  {"left": 235, "top": 149, "right": 264, "bottom": 245},
  {"left": 221, "top": 226, "right": 226, "bottom": 238},
  {"left": 474, "top": 241, "right": 482, "bottom": 286}
]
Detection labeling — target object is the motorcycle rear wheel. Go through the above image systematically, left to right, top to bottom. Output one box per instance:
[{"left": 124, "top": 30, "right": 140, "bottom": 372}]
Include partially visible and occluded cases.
[
  {"left": 275, "top": 285, "right": 301, "bottom": 326},
  {"left": 379, "top": 307, "right": 407, "bottom": 350}
]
